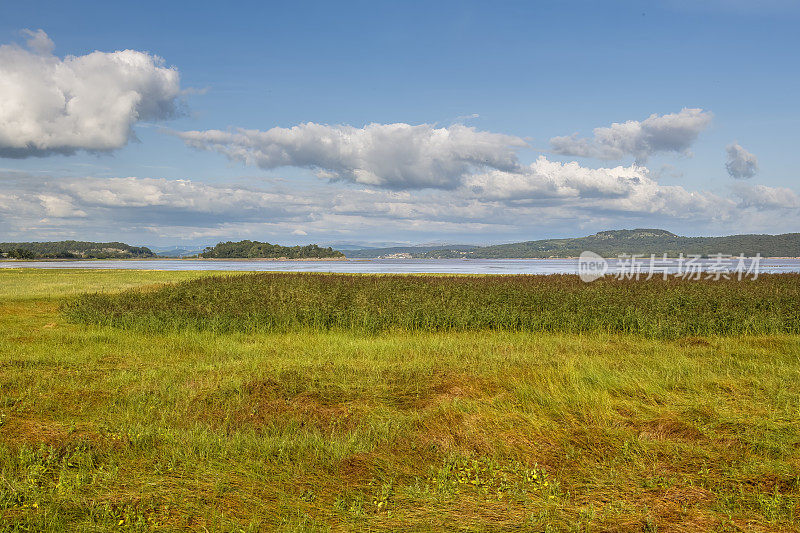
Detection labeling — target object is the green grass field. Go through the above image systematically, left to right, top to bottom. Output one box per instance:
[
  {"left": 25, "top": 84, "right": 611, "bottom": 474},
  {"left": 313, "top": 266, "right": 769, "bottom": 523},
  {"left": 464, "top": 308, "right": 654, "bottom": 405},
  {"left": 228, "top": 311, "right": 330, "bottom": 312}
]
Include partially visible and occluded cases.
[
  {"left": 1, "top": 269, "right": 799, "bottom": 531},
  {"left": 64, "top": 272, "right": 800, "bottom": 337}
]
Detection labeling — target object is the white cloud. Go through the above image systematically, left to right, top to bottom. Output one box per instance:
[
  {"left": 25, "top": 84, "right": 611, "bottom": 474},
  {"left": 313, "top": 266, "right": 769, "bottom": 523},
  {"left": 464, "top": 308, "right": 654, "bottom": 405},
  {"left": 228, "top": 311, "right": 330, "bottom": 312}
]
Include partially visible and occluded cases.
[
  {"left": 21, "top": 29, "right": 55, "bottom": 55},
  {"left": 0, "top": 30, "right": 181, "bottom": 158},
  {"left": 549, "top": 108, "right": 712, "bottom": 162},
  {"left": 175, "top": 122, "right": 527, "bottom": 189},
  {"left": 725, "top": 142, "right": 758, "bottom": 179},
  {"left": 2, "top": 154, "right": 799, "bottom": 244},
  {"left": 39, "top": 156, "right": 737, "bottom": 232},
  {"left": 463, "top": 156, "right": 729, "bottom": 218},
  {"left": 465, "top": 157, "right": 649, "bottom": 201},
  {"left": 59, "top": 176, "right": 316, "bottom": 218},
  {"left": 733, "top": 184, "right": 799, "bottom": 209},
  {"left": 0, "top": 193, "right": 24, "bottom": 213},
  {"left": 37, "top": 194, "right": 87, "bottom": 218}
]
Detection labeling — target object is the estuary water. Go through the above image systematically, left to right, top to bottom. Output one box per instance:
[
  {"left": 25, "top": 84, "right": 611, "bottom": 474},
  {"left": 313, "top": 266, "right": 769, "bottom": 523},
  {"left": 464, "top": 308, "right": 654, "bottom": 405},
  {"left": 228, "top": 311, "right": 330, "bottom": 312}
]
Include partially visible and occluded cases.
[{"left": 2, "top": 257, "right": 800, "bottom": 275}]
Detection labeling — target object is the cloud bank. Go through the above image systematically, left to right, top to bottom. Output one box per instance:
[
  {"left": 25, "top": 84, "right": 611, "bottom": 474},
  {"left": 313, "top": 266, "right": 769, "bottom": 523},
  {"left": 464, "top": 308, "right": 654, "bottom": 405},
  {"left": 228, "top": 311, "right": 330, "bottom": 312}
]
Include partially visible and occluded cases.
[
  {"left": 0, "top": 30, "right": 181, "bottom": 158},
  {"left": 549, "top": 108, "right": 712, "bottom": 162},
  {"left": 172, "top": 116, "right": 734, "bottom": 223},
  {"left": 175, "top": 122, "right": 527, "bottom": 189},
  {"left": 725, "top": 142, "right": 758, "bottom": 179},
  {"left": 3, "top": 155, "right": 797, "bottom": 244}
]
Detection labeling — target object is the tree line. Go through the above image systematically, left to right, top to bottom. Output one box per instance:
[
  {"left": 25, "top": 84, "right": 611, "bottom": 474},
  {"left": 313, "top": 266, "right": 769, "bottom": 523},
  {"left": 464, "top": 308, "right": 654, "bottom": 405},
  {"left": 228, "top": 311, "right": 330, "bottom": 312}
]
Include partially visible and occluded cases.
[
  {"left": 420, "top": 229, "right": 800, "bottom": 258},
  {"left": 199, "top": 240, "right": 345, "bottom": 259},
  {"left": 0, "top": 241, "right": 156, "bottom": 259}
]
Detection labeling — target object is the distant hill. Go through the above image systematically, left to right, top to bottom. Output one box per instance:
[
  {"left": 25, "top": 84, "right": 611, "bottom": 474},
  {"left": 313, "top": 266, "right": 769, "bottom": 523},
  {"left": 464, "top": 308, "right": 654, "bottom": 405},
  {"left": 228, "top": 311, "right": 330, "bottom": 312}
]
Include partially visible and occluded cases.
[
  {"left": 419, "top": 229, "right": 800, "bottom": 258},
  {"left": 5, "top": 231, "right": 799, "bottom": 261},
  {"left": 199, "top": 240, "right": 345, "bottom": 259},
  {"left": 0, "top": 241, "right": 156, "bottom": 259},
  {"left": 346, "top": 244, "right": 478, "bottom": 259},
  {"left": 150, "top": 246, "right": 207, "bottom": 258}
]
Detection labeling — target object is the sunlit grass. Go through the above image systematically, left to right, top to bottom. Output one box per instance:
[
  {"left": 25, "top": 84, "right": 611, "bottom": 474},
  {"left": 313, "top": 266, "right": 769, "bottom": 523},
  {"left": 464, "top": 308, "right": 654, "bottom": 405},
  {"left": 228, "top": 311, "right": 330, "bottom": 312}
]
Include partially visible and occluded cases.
[
  {"left": 0, "top": 268, "right": 218, "bottom": 300},
  {"left": 1, "top": 269, "right": 798, "bottom": 530}
]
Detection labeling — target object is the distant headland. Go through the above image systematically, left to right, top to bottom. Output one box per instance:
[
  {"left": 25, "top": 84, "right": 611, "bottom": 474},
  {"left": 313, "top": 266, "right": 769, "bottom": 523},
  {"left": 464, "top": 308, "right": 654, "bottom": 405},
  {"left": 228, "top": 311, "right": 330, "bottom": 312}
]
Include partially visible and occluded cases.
[{"left": 3, "top": 230, "right": 800, "bottom": 260}]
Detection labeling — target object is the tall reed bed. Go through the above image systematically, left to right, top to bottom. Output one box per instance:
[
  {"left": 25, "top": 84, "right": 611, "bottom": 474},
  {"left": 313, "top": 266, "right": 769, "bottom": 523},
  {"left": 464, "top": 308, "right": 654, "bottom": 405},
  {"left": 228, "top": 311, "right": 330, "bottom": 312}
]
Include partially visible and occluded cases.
[{"left": 62, "top": 273, "right": 800, "bottom": 337}]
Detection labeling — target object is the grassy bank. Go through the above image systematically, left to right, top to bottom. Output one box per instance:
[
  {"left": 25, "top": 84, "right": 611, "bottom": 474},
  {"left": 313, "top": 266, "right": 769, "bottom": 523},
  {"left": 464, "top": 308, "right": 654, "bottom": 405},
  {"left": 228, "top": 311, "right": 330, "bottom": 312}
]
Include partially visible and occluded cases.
[
  {"left": 1, "top": 269, "right": 799, "bottom": 531},
  {"left": 64, "top": 272, "right": 800, "bottom": 338}
]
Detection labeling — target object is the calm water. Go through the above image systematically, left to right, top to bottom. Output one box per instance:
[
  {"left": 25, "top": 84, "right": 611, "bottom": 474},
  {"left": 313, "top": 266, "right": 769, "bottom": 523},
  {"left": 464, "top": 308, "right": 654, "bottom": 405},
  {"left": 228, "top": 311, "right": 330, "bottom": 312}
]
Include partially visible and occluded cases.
[{"left": 2, "top": 258, "right": 799, "bottom": 275}]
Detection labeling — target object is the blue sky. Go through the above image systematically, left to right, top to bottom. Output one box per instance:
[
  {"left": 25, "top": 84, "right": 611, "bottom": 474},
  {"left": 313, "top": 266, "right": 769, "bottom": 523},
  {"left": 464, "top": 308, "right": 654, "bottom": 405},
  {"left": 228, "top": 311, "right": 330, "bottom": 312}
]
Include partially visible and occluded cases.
[{"left": 0, "top": 0, "right": 798, "bottom": 246}]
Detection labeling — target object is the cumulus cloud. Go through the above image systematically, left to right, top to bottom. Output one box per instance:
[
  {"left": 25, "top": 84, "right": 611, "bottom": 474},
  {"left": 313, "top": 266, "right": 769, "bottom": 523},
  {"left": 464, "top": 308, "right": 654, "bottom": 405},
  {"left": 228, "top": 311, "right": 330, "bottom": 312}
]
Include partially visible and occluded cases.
[
  {"left": 0, "top": 29, "right": 181, "bottom": 158},
  {"left": 549, "top": 108, "right": 712, "bottom": 162},
  {"left": 174, "top": 122, "right": 527, "bottom": 189},
  {"left": 725, "top": 142, "right": 758, "bottom": 179},
  {"left": 463, "top": 156, "right": 729, "bottom": 218},
  {"left": 465, "top": 157, "right": 649, "bottom": 201},
  {"left": 733, "top": 184, "right": 799, "bottom": 209}
]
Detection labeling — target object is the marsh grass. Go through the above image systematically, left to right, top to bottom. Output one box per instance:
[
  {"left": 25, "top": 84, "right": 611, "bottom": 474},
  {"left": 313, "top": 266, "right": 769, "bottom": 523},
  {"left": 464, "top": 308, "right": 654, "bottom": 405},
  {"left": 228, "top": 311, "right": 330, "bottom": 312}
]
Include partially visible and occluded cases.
[
  {"left": 1, "top": 269, "right": 799, "bottom": 531},
  {"left": 64, "top": 272, "right": 800, "bottom": 338}
]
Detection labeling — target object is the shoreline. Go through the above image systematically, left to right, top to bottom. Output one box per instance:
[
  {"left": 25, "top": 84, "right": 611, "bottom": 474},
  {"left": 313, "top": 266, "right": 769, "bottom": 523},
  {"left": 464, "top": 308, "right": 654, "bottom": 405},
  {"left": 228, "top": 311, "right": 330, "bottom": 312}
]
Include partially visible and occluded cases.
[
  {"left": 2, "top": 255, "right": 800, "bottom": 263},
  {"left": 0, "top": 256, "right": 349, "bottom": 262}
]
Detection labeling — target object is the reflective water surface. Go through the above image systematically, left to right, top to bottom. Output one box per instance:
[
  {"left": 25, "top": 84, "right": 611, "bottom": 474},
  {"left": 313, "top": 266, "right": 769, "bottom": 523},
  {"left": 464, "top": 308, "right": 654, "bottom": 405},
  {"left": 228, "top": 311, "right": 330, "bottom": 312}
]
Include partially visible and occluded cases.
[{"left": 2, "top": 258, "right": 799, "bottom": 275}]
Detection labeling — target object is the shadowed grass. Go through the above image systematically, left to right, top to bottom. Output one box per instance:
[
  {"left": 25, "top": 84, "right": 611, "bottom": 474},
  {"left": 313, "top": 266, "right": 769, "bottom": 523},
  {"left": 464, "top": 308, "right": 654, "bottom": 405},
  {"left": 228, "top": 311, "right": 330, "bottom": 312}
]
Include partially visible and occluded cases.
[
  {"left": 1, "top": 269, "right": 799, "bottom": 531},
  {"left": 64, "top": 272, "right": 800, "bottom": 338}
]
